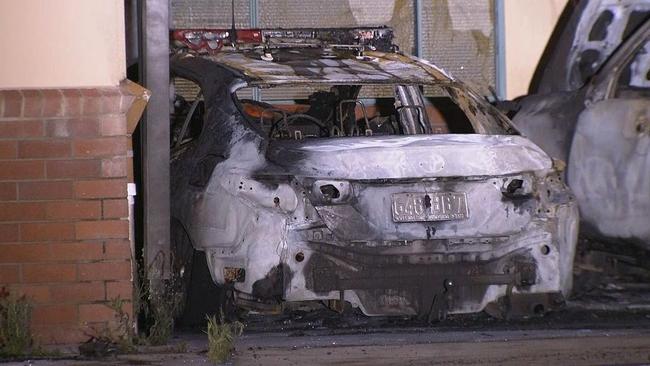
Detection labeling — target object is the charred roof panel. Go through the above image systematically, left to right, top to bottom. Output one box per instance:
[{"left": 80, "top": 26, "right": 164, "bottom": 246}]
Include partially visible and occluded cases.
[{"left": 203, "top": 50, "right": 451, "bottom": 87}]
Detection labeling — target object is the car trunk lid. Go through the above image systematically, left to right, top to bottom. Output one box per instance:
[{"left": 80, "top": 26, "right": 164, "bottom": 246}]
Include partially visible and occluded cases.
[
  {"left": 266, "top": 134, "right": 551, "bottom": 180},
  {"left": 266, "top": 134, "right": 551, "bottom": 242}
]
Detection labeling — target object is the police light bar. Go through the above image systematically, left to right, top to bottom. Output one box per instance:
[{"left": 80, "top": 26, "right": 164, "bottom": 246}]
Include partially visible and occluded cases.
[
  {"left": 171, "top": 27, "right": 395, "bottom": 54},
  {"left": 171, "top": 29, "right": 262, "bottom": 53}
]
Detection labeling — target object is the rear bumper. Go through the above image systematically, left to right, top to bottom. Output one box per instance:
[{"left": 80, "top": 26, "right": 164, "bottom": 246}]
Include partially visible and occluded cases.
[
  {"left": 200, "top": 169, "right": 579, "bottom": 317},
  {"left": 284, "top": 173, "right": 577, "bottom": 317},
  {"left": 284, "top": 205, "right": 577, "bottom": 317}
]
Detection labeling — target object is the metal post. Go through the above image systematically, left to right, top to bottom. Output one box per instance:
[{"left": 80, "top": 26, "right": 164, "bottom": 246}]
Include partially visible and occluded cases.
[
  {"left": 140, "top": 0, "right": 170, "bottom": 284},
  {"left": 249, "top": 0, "right": 258, "bottom": 38},
  {"left": 250, "top": 0, "right": 261, "bottom": 101},
  {"left": 414, "top": 0, "right": 423, "bottom": 57},
  {"left": 494, "top": 0, "right": 506, "bottom": 100}
]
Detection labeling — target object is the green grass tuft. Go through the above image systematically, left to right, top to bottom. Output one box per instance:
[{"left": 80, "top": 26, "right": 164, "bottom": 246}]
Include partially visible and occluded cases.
[
  {"left": 0, "top": 292, "right": 33, "bottom": 357},
  {"left": 205, "top": 313, "right": 243, "bottom": 364}
]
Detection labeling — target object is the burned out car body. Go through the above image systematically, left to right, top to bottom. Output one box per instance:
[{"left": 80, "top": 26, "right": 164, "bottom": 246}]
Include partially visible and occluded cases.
[
  {"left": 511, "top": 1, "right": 650, "bottom": 248},
  {"left": 170, "top": 28, "right": 578, "bottom": 319}
]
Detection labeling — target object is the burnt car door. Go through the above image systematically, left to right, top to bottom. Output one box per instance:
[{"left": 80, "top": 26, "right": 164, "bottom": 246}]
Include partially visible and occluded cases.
[
  {"left": 512, "top": 1, "right": 650, "bottom": 164},
  {"left": 511, "top": 2, "right": 650, "bottom": 246},
  {"left": 567, "top": 20, "right": 650, "bottom": 244}
]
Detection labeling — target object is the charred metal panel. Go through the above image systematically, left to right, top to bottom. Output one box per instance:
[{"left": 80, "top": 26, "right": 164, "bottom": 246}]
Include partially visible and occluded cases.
[
  {"left": 532, "top": 0, "right": 650, "bottom": 94},
  {"left": 564, "top": 1, "right": 650, "bottom": 92},
  {"left": 512, "top": 9, "right": 649, "bottom": 249},
  {"left": 207, "top": 50, "right": 447, "bottom": 87},
  {"left": 511, "top": 90, "right": 587, "bottom": 165},
  {"left": 568, "top": 99, "right": 650, "bottom": 246},
  {"left": 266, "top": 135, "right": 550, "bottom": 179},
  {"left": 303, "top": 247, "right": 538, "bottom": 317}
]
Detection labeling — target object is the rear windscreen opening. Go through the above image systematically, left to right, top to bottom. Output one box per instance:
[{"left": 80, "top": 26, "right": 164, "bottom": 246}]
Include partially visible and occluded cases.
[{"left": 234, "top": 84, "right": 474, "bottom": 140}]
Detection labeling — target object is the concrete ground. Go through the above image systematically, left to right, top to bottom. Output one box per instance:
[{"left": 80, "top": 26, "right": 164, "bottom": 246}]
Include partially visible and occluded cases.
[
  {"left": 5, "top": 238, "right": 650, "bottom": 365},
  {"left": 4, "top": 309, "right": 650, "bottom": 366},
  {"left": 234, "top": 329, "right": 650, "bottom": 366}
]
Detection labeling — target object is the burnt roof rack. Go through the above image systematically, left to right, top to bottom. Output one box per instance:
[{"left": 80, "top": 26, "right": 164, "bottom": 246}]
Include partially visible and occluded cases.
[{"left": 171, "top": 27, "right": 396, "bottom": 55}]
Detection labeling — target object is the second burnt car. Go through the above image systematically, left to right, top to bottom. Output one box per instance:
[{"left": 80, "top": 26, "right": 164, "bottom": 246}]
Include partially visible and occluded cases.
[
  {"left": 507, "top": 0, "right": 650, "bottom": 249},
  {"left": 169, "top": 27, "right": 578, "bottom": 320}
]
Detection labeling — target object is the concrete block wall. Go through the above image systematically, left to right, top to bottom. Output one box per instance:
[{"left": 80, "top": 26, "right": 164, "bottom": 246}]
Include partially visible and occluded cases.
[{"left": 0, "top": 86, "right": 135, "bottom": 344}]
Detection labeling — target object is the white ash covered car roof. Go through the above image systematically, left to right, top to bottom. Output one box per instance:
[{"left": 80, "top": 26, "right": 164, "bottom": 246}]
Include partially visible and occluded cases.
[{"left": 191, "top": 48, "right": 454, "bottom": 88}]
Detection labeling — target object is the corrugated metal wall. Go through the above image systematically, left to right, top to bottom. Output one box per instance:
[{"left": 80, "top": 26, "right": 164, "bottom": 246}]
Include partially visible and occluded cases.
[
  {"left": 171, "top": 0, "right": 496, "bottom": 100},
  {"left": 172, "top": 0, "right": 252, "bottom": 28},
  {"left": 421, "top": 0, "right": 495, "bottom": 94}
]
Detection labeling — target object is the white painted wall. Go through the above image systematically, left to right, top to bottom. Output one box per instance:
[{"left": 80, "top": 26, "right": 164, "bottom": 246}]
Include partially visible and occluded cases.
[
  {"left": 0, "top": 0, "right": 126, "bottom": 89},
  {"left": 504, "top": 0, "right": 569, "bottom": 99}
]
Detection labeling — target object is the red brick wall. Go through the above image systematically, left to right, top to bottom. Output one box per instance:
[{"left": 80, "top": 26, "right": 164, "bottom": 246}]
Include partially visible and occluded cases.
[{"left": 0, "top": 87, "right": 136, "bottom": 344}]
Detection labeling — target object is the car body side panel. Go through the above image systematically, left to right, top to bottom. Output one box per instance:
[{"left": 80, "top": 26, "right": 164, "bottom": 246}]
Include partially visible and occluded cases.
[
  {"left": 512, "top": 14, "right": 650, "bottom": 248},
  {"left": 511, "top": 91, "right": 586, "bottom": 166},
  {"left": 568, "top": 99, "right": 650, "bottom": 245}
]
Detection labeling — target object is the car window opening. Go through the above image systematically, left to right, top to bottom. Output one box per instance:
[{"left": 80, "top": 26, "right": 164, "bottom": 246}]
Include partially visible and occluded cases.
[{"left": 234, "top": 84, "right": 474, "bottom": 141}]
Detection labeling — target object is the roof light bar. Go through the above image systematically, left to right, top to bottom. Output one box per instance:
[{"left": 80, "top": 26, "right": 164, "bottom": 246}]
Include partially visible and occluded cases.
[
  {"left": 171, "top": 27, "right": 395, "bottom": 54},
  {"left": 171, "top": 29, "right": 263, "bottom": 53}
]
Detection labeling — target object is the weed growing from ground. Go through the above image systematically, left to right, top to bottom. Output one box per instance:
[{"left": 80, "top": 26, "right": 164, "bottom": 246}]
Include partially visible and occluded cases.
[
  {"left": 143, "top": 283, "right": 184, "bottom": 346},
  {"left": 0, "top": 288, "right": 33, "bottom": 358},
  {"left": 105, "top": 296, "right": 136, "bottom": 352},
  {"left": 205, "top": 313, "right": 243, "bottom": 364}
]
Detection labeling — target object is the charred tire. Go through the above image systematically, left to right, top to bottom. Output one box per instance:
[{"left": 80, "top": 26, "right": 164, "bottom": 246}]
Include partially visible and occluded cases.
[
  {"left": 170, "top": 218, "right": 195, "bottom": 317},
  {"left": 171, "top": 218, "right": 233, "bottom": 325}
]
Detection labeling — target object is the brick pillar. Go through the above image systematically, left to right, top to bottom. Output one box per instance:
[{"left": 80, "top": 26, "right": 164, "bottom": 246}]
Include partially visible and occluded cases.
[{"left": 0, "top": 86, "right": 136, "bottom": 344}]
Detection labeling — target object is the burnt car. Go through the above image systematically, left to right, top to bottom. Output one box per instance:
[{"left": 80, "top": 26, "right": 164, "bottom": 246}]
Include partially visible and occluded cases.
[
  {"left": 509, "top": 0, "right": 650, "bottom": 249},
  {"left": 169, "top": 27, "right": 578, "bottom": 320}
]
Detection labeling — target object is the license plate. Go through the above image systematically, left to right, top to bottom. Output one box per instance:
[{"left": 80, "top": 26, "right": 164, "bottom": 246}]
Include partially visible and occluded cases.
[{"left": 391, "top": 192, "right": 469, "bottom": 222}]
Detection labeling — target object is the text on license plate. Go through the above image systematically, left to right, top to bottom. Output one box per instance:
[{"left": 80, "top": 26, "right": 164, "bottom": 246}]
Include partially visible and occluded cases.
[{"left": 391, "top": 192, "right": 469, "bottom": 222}]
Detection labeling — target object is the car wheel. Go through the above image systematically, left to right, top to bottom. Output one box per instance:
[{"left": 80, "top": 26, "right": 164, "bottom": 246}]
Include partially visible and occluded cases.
[{"left": 170, "top": 218, "right": 195, "bottom": 315}]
